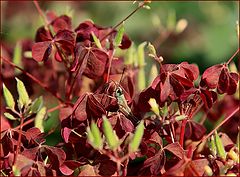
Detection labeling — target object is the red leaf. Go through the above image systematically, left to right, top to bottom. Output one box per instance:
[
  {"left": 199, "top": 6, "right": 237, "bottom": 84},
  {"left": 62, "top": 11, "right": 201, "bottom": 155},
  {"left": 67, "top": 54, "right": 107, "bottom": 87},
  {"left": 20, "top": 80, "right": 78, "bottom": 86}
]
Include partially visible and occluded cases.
[
  {"left": 51, "top": 15, "right": 72, "bottom": 33},
  {"left": 35, "top": 26, "right": 52, "bottom": 42},
  {"left": 119, "top": 34, "right": 132, "bottom": 49},
  {"left": 32, "top": 41, "right": 52, "bottom": 62},
  {"left": 83, "top": 48, "right": 108, "bottom": 79},
  {"left": 201, "top": 64, "right": 223, "bottom": 89},
  {"left": 217, "top": 67, "right": 229, "bottom": 94},
  {"left": 227, "top": 72, "right": 239, "bottom": 94},
  {"left": 160, "top": 74, "right": 171, "bottom": 102},
  {"left": 73, "top": 93, "right": 88, "bottom": 121},
  {"left": 87, "top": 94, "right": 106, "bottom": 119},
  {"left": 119, "top": 115, "right": 134, "bottom": 133},
  {"left": 62, "top": 127, "right": 72, "bottom": 143},
  {"left": 164, "top": 142, "right": 184, "bottom": 159},
  {"left": 43, "top": 146, "right": 66, "bottom": 169},
  {"left": 141, "top": 150, "right": 164, "bottom": 175},
  {"left": 184, "top": 159, "right": 209, "bottom": 176},
  {"left": 59, "top": 163, "right": 74, "bottom": 175}
]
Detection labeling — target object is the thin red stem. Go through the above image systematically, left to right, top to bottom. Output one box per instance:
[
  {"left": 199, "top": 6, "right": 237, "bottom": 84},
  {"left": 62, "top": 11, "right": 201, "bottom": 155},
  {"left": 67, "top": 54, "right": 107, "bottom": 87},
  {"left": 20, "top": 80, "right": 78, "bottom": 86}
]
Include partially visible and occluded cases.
[
  {"left": 33, "top": 1, "right": 48, "bottom": 25},
  {"left": 100, "top": 2, "right": 147, "bottom": 42},
  {"left": 226, "top": 48, "right": 239, "bottom": 65},
  {"left": 2, "top": 57, "right": 65, "bottom": 103},
  {"left": 194, "top": 106, "right": 239, "bottom": 152},
  {"left": 13, "top": 114, "right": 24, "bottom": 166},
  {"left": 179, "top": 119, "right": 187, "bottom": 148}
]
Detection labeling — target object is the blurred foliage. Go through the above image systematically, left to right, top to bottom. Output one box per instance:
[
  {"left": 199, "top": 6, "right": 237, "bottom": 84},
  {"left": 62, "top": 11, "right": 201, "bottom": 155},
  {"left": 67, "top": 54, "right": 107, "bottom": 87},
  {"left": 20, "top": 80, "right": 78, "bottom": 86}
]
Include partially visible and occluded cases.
[{"left": 1, "top": 1, "right": 238, "bottom": 72}]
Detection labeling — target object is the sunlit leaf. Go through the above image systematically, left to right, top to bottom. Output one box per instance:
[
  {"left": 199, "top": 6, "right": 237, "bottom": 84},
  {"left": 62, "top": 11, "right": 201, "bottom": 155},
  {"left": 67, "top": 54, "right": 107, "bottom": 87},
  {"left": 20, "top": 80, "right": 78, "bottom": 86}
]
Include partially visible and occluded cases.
[
  {"left": 31, "top": 96, "right": 43, "bottom": 113},
  {"left": 35, "top": 107, "right": 47, "bottom": 133},
  {"left": 4, "top": 112, "right": 17, "bottom": 121}
]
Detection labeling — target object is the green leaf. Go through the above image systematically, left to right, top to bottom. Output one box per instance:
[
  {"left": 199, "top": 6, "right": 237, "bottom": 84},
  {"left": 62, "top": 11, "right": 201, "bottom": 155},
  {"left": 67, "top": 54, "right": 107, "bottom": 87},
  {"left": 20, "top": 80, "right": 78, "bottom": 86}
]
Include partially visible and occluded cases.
[
  {"left": 114, "top": 22, "right": 125, "bottom": 47},
  {"left": 91, "top": 32, "right": 102, "bottom": 49},
  {"left": 13, "top": 41, "right": 22, "bottom": 74},
  {"left": 16, "top": 78, "right": 30, "bottom": 108},
  {"left": 3, "top": 83, "right": 15, "bottom": 110},
  {"left": 31, "top": 96, "right": 43, "bottom": 113},
  {"left": 148, "top": 98, "right": 159, "bottom": 116},
  {"left": 35, "top": 107, "right": 47, "bottom": 133},
  {"left": 4, "top": 112, "right": 17, "bottom": 120},
  {"left": 102, "top": 115, "right": 119, "bottom": 150},
  {"left": 129, "top": 120, "right": 144, "bottom": 153},
  {"left": 90, "top": 121, "right": 103, "bottom": 150},
  {"left": 214, "top": 131, "right": 226, "bottom": 160}
]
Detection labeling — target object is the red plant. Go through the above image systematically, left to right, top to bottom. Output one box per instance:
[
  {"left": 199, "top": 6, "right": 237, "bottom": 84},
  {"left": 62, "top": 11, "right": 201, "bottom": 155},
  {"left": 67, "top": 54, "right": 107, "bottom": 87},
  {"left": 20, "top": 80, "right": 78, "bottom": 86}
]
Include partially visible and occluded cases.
[{"left": 1, "top": 1, "right": 239, "bottom": 176}]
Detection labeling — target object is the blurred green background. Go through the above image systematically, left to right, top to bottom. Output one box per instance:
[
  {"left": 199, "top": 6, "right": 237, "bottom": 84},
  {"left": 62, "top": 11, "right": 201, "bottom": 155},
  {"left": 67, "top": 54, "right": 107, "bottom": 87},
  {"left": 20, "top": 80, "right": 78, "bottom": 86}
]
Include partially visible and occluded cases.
[{"left": 1, "top": 1, "right": 238, "bottom": 71}]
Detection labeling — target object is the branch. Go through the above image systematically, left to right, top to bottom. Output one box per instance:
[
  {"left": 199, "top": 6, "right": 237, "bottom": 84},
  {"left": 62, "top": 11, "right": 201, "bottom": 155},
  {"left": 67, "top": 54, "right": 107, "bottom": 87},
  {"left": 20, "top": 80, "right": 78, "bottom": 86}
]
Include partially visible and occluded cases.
[{"left": 1, "top": 57, "right": 65, "bottom": 103}]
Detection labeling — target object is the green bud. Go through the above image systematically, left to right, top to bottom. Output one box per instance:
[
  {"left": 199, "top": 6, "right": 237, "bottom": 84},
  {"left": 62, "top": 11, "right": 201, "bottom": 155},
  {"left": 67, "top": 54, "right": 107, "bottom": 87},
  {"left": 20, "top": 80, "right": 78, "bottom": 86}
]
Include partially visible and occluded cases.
[
  {"left": 114, "top": 22, "right": 125, "bottom": 47},
  {"left": 91, "top": 32, "right": 102, "bottom": 49},
  {"left": 16, "top": 78, "right": 31, "bottom": 108},
  {"left": 148, "top": 98, "right": 160, "bottom": 116},
  {"left": 102, "top": 115, "right": 119, "bottom": 150},
  {"left": 129, "top": 120, "right": 144, "bottom": 153},
  {"left": 90, "top": 121, "right": 103, "bottom": 150},
  {"left": 215, "top": 131, "right": 226, "bottom": 160},
  {"left": 208, "top": 135, "right": 217, "bottom": 157}
]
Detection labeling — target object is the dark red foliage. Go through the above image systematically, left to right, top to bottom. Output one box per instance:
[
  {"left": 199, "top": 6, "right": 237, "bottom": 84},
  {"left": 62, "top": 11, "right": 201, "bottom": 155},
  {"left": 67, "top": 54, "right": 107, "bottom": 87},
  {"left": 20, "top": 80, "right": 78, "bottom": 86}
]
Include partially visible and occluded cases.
[
  {"left": 2, "top": 10, "right": 239, "bottom": 177},
  {"left": 152, "top": 62, "right": 199, "bottom": 103},
  {"left": 201, "top": 63, "right": 239, "bottom": 95}
]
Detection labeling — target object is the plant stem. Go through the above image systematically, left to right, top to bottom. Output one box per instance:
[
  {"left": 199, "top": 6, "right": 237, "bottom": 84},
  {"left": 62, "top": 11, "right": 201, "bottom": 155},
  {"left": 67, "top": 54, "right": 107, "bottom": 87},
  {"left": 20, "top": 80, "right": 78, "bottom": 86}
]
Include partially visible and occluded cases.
[
  {"left": 33, "top": 1, "right": 48, "bottom": 25},
  {"left": 100, "top": 2, "right": 147, "bottom": 42},
  {"left": 226, "top": 48, "right": 239, "bottom": 65},
  {"left": 105, "top": 49, "right": 115, "bottom": 83},
  {"left": 2, "top": 57, "right": 65, "bottom": 103},
  {"left": 194, "top": 106, "right": 239, "bottom": 152},
  {"left": 13, "top": 113, "right": 24, "bottom": 166},
  {"left": 179, "top": 119, "right": 187, "bottom": 148}
]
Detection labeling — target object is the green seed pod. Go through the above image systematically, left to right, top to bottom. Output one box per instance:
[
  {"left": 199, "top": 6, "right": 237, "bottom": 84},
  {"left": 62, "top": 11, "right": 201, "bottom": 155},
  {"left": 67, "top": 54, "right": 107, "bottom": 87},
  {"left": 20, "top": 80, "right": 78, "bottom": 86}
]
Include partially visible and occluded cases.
[
  {"left": 114, "top": 22, "right": 125, "bottom": 47},
  {"left": 91, "top": 32, "right": 102, "bottom": 49},
  {"left": 102, "top": 116, "right": 119, "bottom": 150},
  {"left": 129, "top": 120, "right": 144, "bottom": 153},
  {"left": 90, "top": 121, "right": 103, "bottom": 150},
  {"left": 214, "top": 131, "right": 226, "bottom": 160},
  {"left": 208, "top": 135, "right": 217, "bottom": 157},
  {"left": 204, "top": 165, "right": 213, "bottom": 176}
]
